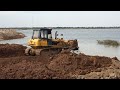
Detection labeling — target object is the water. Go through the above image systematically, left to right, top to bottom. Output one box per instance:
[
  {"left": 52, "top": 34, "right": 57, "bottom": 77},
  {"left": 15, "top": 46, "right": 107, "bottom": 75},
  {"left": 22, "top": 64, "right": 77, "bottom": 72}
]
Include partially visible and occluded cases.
[{"left": 0, "top": 28, "right": 120, "bottom": 59}]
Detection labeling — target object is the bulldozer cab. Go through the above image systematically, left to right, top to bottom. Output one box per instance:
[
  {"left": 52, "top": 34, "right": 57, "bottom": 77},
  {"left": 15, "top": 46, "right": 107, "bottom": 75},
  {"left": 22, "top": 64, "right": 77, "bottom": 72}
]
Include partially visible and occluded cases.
[
  {"left": 31, "top": 28, "right": 52, "bottom": 46},
  {"left": 32, "top": 28, "right": 52, "bottom": 40}
]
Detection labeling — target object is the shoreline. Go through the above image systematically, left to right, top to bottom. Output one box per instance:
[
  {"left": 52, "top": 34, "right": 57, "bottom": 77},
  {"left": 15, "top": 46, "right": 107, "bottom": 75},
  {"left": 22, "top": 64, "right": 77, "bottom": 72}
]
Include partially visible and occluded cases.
[{"left": 0, "top": 27, "right": 120, "bottom": 30}]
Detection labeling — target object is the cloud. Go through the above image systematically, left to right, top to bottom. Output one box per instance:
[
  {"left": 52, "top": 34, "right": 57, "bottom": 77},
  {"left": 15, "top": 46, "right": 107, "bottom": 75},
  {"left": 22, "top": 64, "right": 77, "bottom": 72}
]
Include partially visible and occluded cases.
[{"left": 0, "top": 11, "right": 120, "bottom": 27}]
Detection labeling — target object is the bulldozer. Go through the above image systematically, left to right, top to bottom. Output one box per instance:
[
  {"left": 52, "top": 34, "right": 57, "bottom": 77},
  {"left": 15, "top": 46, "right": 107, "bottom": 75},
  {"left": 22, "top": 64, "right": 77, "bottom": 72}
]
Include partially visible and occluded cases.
[{"left": 25, "top": 28, "right": 79, "bottom": 56}]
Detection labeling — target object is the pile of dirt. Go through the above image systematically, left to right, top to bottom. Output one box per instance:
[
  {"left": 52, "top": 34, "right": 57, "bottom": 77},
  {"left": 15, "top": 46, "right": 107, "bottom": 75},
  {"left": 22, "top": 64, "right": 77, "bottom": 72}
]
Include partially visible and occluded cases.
[
  {"left": 0, "top": 29, "right": 25, "bottom": 40},
  {"left": 4, "top": 32, "right": 25, "bottom": 40},
  {"left": 0, "top": 44, "right": 26, "bottom": 58},
  {"left": 0, "top": 44, "right": 119, "bottom": 79},
  {"left": 48, "top": 51, "right": 112, "bottom": 75},
  {"left": 0, "top": 56, "right": 69, "bottom": 79},
  {"left": 72, "top": 59, "right": 120, "bottom": 79}
]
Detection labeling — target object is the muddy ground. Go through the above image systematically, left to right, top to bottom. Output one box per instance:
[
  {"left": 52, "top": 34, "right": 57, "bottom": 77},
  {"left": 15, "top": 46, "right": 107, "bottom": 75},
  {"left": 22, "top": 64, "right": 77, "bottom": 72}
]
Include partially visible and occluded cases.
[{"left": 0, "top": 44, "right": 120, "bottom": 79}]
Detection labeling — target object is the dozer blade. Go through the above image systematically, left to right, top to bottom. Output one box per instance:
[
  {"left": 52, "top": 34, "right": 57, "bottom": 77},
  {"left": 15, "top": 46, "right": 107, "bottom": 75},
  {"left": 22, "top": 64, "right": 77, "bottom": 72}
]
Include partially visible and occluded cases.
[
  {"left": 25, "top": 47, "right": 35, "bottom": 56},
  {"left": 25, "top": 47, "right": 32, "bottom": 55}
]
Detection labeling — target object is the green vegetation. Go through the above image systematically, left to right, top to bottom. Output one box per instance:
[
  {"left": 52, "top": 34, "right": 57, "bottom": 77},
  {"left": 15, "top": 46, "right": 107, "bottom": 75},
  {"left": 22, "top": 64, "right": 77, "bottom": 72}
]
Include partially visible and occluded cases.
[{"left": 97, "top": 40, "right": 120, "bottom": 47}]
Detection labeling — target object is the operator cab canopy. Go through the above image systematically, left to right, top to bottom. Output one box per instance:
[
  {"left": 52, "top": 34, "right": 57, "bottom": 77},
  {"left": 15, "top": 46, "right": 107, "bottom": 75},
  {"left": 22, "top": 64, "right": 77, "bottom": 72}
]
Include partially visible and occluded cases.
[{"left": 32, "top": 28, "right": 52, "bottom": 39}]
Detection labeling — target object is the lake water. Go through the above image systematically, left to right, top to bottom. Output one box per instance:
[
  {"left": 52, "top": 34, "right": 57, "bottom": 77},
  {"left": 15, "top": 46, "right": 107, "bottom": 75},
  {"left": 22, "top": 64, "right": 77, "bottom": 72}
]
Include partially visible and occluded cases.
[{"left": 0, "top": 29, "right": 120, "bottom": 59}]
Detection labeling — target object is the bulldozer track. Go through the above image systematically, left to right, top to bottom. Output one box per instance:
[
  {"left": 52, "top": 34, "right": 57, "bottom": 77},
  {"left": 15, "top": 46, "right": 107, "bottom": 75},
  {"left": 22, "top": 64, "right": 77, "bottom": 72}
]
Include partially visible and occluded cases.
[{"left": 25, "top": 47, "right": 62, "bottom": 56}]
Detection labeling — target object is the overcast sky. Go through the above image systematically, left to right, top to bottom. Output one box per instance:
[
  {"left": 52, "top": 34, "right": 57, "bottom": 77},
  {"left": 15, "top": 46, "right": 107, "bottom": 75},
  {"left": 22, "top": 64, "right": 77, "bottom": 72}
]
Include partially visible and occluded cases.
[{"left": 0, "top": 11, "right": 120, "bottom": 27}]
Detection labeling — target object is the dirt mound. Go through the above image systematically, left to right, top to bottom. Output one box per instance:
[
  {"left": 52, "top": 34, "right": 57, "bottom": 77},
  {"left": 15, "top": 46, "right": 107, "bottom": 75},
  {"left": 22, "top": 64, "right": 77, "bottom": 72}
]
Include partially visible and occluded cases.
[
  {"left": 0, "top": 29, "right": 25, "bottom": 40},
  {"left": 0, "top": 44, "right": 26, "bottom": 58},
  {"left": 0, "top": 44, "right": 118, "bottom": 79},
  {"left": 48, "top": 51, "right": 112, "bottom": 75},
  {"left": 0, "top": 56, "right": 69, "bottom": 79}
]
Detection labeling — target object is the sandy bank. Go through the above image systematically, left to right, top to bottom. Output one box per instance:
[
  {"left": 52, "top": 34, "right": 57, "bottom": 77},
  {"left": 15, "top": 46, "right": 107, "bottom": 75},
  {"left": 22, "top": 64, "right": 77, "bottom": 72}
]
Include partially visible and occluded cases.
[{"left": 0, "top": 29, "right": 25, "bottom": 40}]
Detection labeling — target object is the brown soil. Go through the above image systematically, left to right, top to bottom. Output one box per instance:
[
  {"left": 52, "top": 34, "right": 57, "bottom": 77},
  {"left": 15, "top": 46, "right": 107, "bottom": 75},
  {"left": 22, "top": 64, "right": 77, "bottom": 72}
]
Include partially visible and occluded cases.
[
  {"left": 0, "top": 44, "right": 119, "bottom": 79},
  {"left": 0, "top": 44, "right": 26, "bottom": 58},
  {"left": 48, "top": 51, "right": 112, "bottom": 75}
]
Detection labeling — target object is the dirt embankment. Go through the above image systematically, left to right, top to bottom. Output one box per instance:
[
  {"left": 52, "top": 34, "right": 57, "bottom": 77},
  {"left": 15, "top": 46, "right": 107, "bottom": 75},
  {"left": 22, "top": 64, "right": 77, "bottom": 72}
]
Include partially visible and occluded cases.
[
  {"left": 0, "top": 29, "right": 25, "bottom": 40},
  {"left": 0, "top": 44, "right": 119, "bottom": 79},
  {"left": 0, "top": 44, "right": 26, "bottom": 58}
]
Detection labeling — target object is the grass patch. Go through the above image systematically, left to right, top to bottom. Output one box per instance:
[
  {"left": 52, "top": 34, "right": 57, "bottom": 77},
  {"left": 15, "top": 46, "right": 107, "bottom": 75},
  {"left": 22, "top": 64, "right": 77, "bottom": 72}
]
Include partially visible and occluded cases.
[{"left": 97, "top": 40, "right": 120, "bottom": 47}]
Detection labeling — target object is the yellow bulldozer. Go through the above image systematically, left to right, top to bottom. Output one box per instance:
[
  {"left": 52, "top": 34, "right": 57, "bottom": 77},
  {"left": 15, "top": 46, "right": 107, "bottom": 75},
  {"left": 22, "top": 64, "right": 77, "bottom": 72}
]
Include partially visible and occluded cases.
[{"left": 25, "top": 28, "right": 79, "bottom": 56}]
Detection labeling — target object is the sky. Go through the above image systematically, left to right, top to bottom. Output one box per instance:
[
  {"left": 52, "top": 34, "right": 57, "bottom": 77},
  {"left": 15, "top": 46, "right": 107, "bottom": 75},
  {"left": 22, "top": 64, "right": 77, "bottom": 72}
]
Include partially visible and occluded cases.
[{"left": 0, "top": 11, "right": 120, "bottom": 27}]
